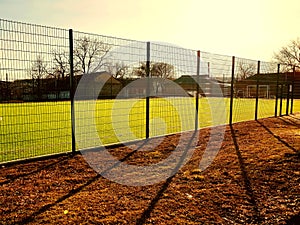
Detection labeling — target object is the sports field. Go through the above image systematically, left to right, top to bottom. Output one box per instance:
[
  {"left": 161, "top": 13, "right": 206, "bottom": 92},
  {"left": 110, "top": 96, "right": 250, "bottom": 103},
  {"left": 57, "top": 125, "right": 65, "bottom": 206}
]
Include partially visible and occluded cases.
[{"left": 0, "top": 98, "right": 299, "bottom": 163}]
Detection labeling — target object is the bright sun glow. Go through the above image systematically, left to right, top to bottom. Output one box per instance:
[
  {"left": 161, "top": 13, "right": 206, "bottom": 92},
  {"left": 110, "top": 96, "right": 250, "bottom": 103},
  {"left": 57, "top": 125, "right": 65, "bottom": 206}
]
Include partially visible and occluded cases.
[{"left": 0, "top": 0, "right": 299, "bottom": 61}]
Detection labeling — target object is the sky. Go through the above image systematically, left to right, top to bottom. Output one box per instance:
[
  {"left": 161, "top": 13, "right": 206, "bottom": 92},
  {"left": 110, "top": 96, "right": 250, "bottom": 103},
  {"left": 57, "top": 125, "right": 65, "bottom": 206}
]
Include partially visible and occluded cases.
[{"left": 0, "top": 0, "right": 300, "bottom": 61}]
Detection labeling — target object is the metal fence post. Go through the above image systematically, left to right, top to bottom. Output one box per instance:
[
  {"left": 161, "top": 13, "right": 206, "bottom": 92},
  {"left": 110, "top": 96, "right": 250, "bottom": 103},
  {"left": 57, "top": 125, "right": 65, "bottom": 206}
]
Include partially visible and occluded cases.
[
  {"left": 69, "top": 29, "right": 76, "bottom": 154},
  {"left": 145, "top": 42, "right": 150, "bottom": 139},
  {"left": 195, "top": 50, "right": 200, "bottom": 130},
  {"left": 229, "top": 56, "right": 235, "bottom": 125},
  {"left": 255, "top": 61, "right": 260, "bottom": 120},
  {"left": 274, "top": 64, "right": 280, "bottom": 117},
  {"left": 290, "top": 66, "right": 295, "bottom": 114},
  {"left": 286, "top": 81, "right": 290, "bottom": 116},
  {"left": 279, "top": 82, "right": 283, "bottom": 117}
]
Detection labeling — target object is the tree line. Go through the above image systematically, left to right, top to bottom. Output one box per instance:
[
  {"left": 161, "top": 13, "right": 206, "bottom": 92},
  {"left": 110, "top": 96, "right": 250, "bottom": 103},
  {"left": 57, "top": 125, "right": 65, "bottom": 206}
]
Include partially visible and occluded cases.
[
  {"left": 2, "top": 36, "right": 298, "bottom": 102},
  {"left": 25, "top": 36, "right": 177, "bottom": 100},
  {"left": 29, "top": 36, "right": 176, "bottom": 82},
  {"left": 29, "top": 36, "right": 300, "bottom": 82},
  {"left": 229, "top": 37, "right": 300, "bottom": 81}
]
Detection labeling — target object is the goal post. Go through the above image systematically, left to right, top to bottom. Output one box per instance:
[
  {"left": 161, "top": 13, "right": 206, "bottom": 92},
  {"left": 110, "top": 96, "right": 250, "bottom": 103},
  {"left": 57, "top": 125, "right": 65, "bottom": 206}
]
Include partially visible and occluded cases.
[{"left": 247, "top": 85, "right": 270, "bottom": 98}]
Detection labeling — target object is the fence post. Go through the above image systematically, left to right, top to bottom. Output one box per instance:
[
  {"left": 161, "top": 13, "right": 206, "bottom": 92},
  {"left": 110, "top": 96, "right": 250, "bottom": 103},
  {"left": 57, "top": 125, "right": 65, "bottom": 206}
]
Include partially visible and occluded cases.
[
  {"left": 69, "top": 29, "right": 76, "bottom": 154},
  {"left": 145, "top": 42, "right": 150, "bottom": 139},
  {"left": 195, "top": 50, "right": 200, "bottom": 130},
  {"left": 229, "top": 56, "right": 235, "bottom": 125},
  {"left": 255, "top": 61, "right": 260, "bottom": 120},
  {"left": 275, "top": 64, "right": 280, "bottom": 117},
  {"left": 290, "top": 66, "right": 295, "bottom": 114},
  {"left": 286, "top": 80, "right": 290, "bottom": 116},
  {"left": 279, "top": 82, "right": 283, "bottom": 117}
]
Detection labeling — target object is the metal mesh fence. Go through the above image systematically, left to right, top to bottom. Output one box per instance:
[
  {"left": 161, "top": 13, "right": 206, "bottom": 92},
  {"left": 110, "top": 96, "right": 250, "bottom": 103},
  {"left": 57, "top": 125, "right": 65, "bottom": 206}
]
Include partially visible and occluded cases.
[
  {"left": 0, "top": 18, "right": 299, "bottom": 163},
  {"left": 0, "top": 19, "right": 71, "bottom": 162},
  {"left": 72, "top": 31, "right": 147, "bottom": 150},
  {"left": 149, "top": 43, "right": 197, "bottom": 137},
  {"left": 200, "top": 51, "right": 232, "bottom": 127},
  {"left": 233, "top": 57, "right": 258, "bottom": 123},
  {"left": 257, "top": 61, "right": 278, "bottom": 119}
]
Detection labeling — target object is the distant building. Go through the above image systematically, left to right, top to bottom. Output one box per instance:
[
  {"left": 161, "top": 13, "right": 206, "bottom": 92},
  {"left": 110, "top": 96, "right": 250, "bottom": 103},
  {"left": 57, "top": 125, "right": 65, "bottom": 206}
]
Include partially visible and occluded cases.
[
  {"left": 4, "top": 72, "right": 123, "bottom": 102},
  {"left": 234, "top": 72, "right": 300, "bottom": 99},
  {"left": 173, "top": 75, "right": 230, "bottom": 97},
  {"left": 114, "top": 77, "right": 187, "bottom": 98},
  {"left": 0, "top": 80, "right": 12, "bottom": 101}
]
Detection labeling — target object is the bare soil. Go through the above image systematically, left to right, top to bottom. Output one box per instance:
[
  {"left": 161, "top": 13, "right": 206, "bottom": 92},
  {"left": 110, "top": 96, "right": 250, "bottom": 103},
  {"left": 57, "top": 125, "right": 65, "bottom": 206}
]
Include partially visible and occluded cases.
[{"left": 0, "top": 114, "right": 300, "bottom": 225}]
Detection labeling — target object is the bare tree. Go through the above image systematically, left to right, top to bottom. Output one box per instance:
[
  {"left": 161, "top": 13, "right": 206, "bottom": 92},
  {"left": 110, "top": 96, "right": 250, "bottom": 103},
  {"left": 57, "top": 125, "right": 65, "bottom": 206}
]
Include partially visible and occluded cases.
[
  {"left": 74, "top": 36, "right": 111, "bottom": 74},
  {"left": 273, "top": 37, "right": 300, "bottom": 72},
  {"left": 50, "top": 50, "right": 69, "bottom": 80},
  {"left": 29, "top": 56, "right": 48, "bottom": 98},
  {"left": 30, "top": 56, "right": 48, "bottom": 80},
  {"left": 106, "top": 62, "right": 129, "bottom": 79},
  {"left": 133, "top": 62, "right": 175, "bottom": 79},
  {"left": 133, "top": 62, "right": 149, "bottom": 77},
  {"left": 151, "top": 62, "right": 175, "bottom": 79},
  {"left": 236, "top": 62, "right": 256, "bottom": 81}
]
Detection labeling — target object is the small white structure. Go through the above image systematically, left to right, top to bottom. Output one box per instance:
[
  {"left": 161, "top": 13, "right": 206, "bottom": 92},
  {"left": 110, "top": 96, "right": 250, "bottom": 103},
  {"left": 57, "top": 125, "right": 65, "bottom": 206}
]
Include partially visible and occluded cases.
[{"left": 246, "top": 85, "right": 270, "bottom": 98}]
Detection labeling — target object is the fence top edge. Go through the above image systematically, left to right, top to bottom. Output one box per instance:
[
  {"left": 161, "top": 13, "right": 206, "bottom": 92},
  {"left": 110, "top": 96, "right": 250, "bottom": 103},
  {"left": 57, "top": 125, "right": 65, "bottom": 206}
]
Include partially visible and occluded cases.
[
  {"left": 0, "top": 17, "right": 289, "bottom": 66},
  {"left": 0, "top": 18, "right": 69, "bottom": 33},
  {"left": 73, "top": 30, "right": 147, "bottom": 44}
]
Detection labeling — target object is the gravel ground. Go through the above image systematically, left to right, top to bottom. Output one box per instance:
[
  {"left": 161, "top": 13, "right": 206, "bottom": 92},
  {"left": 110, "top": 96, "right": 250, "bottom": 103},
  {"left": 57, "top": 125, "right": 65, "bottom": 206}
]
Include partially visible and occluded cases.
[{"left": 0, "top": 114, "right": 299, "bottom": 224}]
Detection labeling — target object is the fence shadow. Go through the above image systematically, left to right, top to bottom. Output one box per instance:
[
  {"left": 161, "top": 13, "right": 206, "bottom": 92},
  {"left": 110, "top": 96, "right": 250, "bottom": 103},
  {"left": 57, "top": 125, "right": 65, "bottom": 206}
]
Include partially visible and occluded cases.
[
  {"left": 290, "top": 114, "right": 300, "bottom": 121},
  {"left": 278, "top": 116, "right": 300, "bottom": 128},
  {"left": 257, "top": 120, "right": 298, "bottom": 153},
  {"left": 229, "top": 125, "right": 262, "bottom": 224},
  {"left": 136, "top": 131, "right": 198, "bottom": 225},
  {"left": 16, "top": 141, "right": 151, "bottom": 225},
  {"left": 0, "top": 154, "right": 71, "bottom": 186},
  {"left": 16, "top": 173, "right": 102, "bottom": 225},
  {"left": 286, "top": 211, "right": 300, "bottom": 225}
]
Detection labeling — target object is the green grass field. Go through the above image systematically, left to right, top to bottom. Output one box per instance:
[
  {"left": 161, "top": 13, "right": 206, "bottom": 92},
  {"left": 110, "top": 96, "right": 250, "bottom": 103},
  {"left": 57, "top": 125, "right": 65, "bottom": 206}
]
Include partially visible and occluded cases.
[{"left": 1, "top": 98, "right": 299, "bottom": 163}]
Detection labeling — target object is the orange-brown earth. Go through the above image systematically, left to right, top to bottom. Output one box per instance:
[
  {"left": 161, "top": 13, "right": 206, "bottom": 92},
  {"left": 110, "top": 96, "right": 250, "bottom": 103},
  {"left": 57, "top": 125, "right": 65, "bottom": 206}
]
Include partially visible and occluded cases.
[{"left": 0, "top": 114, "right": 299, "bottom": 224}]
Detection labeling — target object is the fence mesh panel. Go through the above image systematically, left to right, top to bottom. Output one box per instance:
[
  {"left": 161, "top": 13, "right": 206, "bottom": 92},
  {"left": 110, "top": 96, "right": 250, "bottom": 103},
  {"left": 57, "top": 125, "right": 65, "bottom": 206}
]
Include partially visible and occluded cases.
[
  {"left": 0, "top": 18, "right": 299, "bottom": 163},
  {"left": 0, "top": 19, "right": 71, "bottom": 162},
  {"left": 72, "top": 31, "right": 147, "bottom": 149},
  {"left": 149, "top": 43, "right": 197, "bottom": 137},
  {"left": 201, "top": 51, "right": 232, "bottom": 127},
  {"left": 232, "top": 57, "right": 258, "bottom": 123},
  {"left": 258, "top": 61, "right": 278, "bottom": 119}
]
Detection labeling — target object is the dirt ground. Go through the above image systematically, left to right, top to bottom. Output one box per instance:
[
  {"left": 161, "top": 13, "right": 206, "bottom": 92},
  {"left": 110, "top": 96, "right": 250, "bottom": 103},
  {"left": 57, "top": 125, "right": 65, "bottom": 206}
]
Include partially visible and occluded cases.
[{"left": 0, "top": 114, "right": 299, "bottom": 225}]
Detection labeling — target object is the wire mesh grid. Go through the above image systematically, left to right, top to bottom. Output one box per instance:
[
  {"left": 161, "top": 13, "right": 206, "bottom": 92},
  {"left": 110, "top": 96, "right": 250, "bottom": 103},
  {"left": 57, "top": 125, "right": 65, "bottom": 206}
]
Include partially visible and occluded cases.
[
  {"left": 1, "top": 18, "right": 299, "bottom": 163},
  {"left": 0, "top": 19, "right": 71, "bottom": 162},
  {"left": 72, "top": 31, "right": 147, "bottom": 149},
  {"left": 149, "top": 43, "right": 197, "bottom": 137},
  {"left": 200, "top": 51, "right": 232, "bottom": 127},
  {"left": 232, "top": 57, "right": 258, "bottom": 123},
  {"left": 257, "top": 61, "right": 278, "bottom": 119},
  {"left": 293, "top": 70, "right": 300, "bottom": 112}
]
